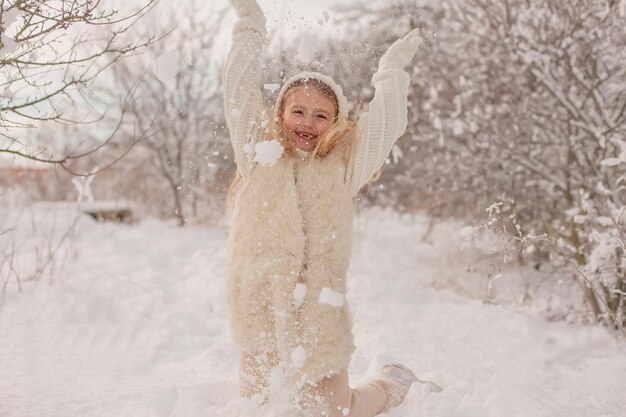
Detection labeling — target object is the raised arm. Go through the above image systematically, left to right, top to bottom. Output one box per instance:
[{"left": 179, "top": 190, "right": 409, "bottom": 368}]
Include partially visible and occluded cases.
[
  {"left": 223, "top": 0, "right": 267, "bottom": 180},
  {"left": 346, "top": 29, "right": 422, "bottom": 196}
]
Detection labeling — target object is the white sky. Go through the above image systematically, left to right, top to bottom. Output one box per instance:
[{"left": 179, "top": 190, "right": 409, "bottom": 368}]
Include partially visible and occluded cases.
[
  {"left": 0, "top": 0, "right": 395, "bottom": 166},
  {"left": 102, "top": 0, "right": 370, "bottom": 66},
  {"left": 119, "top": 0, "right": 390, "bottom": 43}
]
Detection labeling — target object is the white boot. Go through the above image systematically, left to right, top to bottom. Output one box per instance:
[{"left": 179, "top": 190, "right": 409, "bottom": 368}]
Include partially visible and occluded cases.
[{"left": 379, "top": 362, "right": 443, "bottom": 410}]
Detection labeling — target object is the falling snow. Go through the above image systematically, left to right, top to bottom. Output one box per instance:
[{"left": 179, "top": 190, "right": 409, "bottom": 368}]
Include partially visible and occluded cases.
[{"left": 155, "top": 51, "right": 180, "bottom": 83}]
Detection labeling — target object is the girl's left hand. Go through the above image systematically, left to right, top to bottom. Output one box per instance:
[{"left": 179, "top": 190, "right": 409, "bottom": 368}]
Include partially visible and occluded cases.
[{"left": 378, "top": 28, "right": 422, "bottom": 71}]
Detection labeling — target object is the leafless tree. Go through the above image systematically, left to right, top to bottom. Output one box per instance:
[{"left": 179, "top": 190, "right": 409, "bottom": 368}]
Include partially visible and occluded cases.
[
  {"left": 0, "top": 0, "right": 159, "bottom": 174},
  {"left": 107, "top": 3, "right": 230, "bottom": 226}
]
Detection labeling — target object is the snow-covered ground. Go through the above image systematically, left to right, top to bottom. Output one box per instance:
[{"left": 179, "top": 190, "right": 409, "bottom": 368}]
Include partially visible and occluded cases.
[{"left": 1, "top": 203, "right": 624, "bottom": 417}]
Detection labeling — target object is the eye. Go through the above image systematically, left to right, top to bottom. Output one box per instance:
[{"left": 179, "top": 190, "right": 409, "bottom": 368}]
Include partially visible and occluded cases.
[
  {"left": 293, "top": 109, "right": 303, "bottom": 115},
  {"left": 316, "top": 114, "right": 328, "bottom": 120}
]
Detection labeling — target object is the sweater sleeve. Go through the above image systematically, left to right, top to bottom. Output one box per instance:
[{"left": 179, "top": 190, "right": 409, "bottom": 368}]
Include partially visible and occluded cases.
[
  {"left": 223, "top": 0, "right": 267, "bottom": 180},
  {"left": 346, "top": 29, "right": 420, "bottom": 196},
  {"left": 346, "top": 68, "right": 411, "bottom": 196}
]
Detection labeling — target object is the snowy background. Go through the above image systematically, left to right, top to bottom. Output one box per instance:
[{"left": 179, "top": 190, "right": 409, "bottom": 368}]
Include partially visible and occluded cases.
[
  {"left": 1, "top": 0, "right": 626, "bottom": 416},
  {"left": 1, "top": 204, "right": 625, "bottom": 417}
]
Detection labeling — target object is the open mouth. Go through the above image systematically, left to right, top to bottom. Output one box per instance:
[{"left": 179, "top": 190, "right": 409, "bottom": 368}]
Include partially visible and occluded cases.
[{"left": 296, "top": 131, "right": 318, "bottom": 141}]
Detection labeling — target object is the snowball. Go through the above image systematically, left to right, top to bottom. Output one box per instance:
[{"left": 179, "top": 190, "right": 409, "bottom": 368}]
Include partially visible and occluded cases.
[
  {"left": 296, "top": 37, "right": 317, "bottom": 64},
  {"left": 155, "top": 51, "right": 179, "bottom": 84},
  {"left": 263, "top": 83, "right": 280, "bottom": 93},
  {"left": 230, "top": 108, "right": 241, "bottom": 118},
  {"left": 253, "top": 140, "right": 284, "bottom": 166},
  {"left": 243, "top": 143, "right": 253, "bottom": 154},
  {"left": 293, "top": 283, "right": 307, "bottom": 308},
  {"left": 319, "top": 287, "right": 345, "bottom": 308},
  {"left": 291, "top": 345, "right": 307, "bottom": 369}
]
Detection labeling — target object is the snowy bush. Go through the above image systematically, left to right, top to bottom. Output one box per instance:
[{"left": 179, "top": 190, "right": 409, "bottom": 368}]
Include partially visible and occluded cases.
[{"left": 302, "top": 0, "right": 626, "bottom": 329}]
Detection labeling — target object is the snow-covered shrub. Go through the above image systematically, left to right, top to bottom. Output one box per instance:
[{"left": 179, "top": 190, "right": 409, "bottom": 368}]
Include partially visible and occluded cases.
[
  {"left": 313, "top": 0, "right": 626, "bottom": 328},
  {"left": 578, "top": 205, "right": 626, "bottom": 327}
]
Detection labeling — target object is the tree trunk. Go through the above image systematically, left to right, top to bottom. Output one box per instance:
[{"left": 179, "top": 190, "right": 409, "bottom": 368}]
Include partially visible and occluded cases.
[{"left": 173, "top": 186, "right": 186, "bottom": 227}]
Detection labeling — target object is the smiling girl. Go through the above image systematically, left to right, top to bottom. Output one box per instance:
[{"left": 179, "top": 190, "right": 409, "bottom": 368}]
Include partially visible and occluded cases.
[{"left": 223, "top": 0, "right": 428, "bottom": 415}]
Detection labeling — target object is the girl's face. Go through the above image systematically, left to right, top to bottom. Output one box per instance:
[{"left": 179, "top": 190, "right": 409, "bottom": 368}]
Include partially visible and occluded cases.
[{"left": 280, "top": 86, "right": 337, "bottom": 152}]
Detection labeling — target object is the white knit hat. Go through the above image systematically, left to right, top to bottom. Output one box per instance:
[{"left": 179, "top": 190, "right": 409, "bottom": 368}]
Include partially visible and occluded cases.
[{"left": 274, "top": 71, "right": 349, "bottom": 120}]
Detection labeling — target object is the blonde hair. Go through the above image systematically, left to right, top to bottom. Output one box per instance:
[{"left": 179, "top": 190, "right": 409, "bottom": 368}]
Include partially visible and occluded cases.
[{"left": 228, "top": 78, "right": 358, "bottom": 206}]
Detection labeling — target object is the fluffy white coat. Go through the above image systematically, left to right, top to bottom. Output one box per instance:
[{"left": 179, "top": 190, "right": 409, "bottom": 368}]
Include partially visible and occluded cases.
[{"left": 226, "top": 140, "right": 356, "bottom": 383}]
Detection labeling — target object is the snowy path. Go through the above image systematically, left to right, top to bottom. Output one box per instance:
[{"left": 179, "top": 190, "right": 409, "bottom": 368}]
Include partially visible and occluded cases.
[{"left": 1, "top": 209, "right": 624, "bottom": 417}]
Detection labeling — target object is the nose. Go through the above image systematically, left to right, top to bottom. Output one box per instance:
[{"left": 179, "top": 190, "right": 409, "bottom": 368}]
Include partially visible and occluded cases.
[{"left": 299, "top": 115, "right": 314, "bottom": 129}]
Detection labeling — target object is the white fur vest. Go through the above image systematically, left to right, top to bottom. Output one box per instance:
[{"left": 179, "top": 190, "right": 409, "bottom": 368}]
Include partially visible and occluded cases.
[{"left": 226, "top": 140, "right": 356, "bottom": 383}]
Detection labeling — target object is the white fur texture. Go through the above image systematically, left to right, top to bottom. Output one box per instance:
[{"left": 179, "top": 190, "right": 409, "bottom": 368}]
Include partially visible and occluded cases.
[{"left": 226, "top": 140, "right": 356, "bottom": 384}]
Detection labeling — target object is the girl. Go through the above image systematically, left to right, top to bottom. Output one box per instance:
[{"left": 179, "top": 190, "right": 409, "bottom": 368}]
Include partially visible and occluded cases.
[{"left": 223, "top": 0, "right": 428, "bottom": 415}]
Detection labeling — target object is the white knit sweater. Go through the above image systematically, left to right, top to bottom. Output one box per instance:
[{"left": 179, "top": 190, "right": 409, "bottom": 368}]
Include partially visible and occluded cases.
[{"left": 223, "top": 0, "right": 414, "bottom": 196}]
